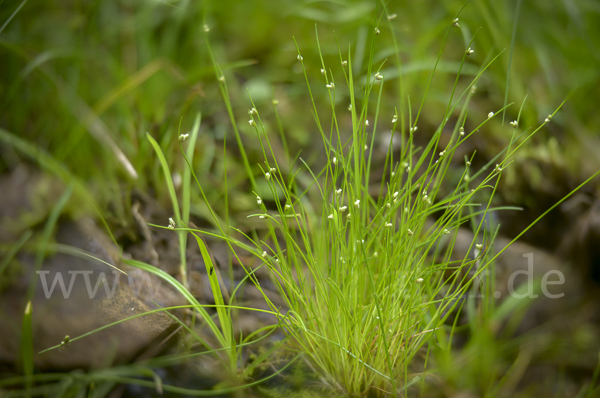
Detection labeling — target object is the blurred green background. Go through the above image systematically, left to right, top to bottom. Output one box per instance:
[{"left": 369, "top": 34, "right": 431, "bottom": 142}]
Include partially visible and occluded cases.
[
  {"left": 2, "top": 0, "right": 600, "bottom": 395},
  {"left": 2, "top": 0, "right": 599, "bottom": 210}
]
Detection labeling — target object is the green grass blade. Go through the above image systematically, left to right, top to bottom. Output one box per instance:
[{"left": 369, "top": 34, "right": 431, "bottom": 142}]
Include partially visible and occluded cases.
[
  {"left": 146, "top": 132, "right": 189, "bottom": 289},
  {"left": 0, "top": 229, "right": 32, "bottom": 279},
  {"left": 122, "top": 258, "right": 225, "bottom": 347}
]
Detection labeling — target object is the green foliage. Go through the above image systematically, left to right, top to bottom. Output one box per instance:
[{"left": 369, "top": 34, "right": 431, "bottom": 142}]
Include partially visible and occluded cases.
[{"left": 2, "top": 0, "right": 600, "bottom": 396}]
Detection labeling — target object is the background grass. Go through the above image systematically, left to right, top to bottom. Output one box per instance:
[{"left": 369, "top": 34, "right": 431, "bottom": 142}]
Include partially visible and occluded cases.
[{"left": 2, "top": 0, "right": 600, "bottom": 396}]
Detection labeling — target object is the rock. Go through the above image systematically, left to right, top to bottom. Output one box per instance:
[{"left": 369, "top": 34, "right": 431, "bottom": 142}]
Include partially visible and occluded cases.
[
  {"left": 0, "top": 169, "right": 183, "bottom": 370},
  {"left": 450, "top": 227, "right": 585, "bottom": 332}
]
